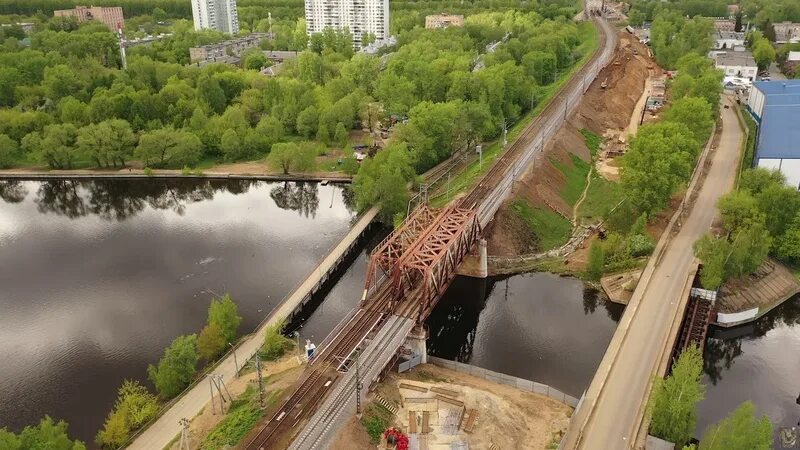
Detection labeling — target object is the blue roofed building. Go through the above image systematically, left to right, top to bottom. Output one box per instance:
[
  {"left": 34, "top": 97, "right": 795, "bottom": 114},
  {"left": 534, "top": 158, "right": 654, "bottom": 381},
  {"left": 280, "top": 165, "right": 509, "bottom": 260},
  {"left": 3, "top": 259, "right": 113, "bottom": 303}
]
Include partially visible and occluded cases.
[{"left": 746, "top": 80, "right": 800, "bottom": 188}]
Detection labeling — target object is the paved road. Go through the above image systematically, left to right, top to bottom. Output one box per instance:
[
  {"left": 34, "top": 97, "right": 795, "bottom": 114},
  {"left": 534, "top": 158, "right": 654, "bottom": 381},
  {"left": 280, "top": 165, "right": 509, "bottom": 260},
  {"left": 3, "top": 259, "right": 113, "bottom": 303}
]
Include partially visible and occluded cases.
[
  {"left": 564, "top": 98, "right": 743, "bottom": 449},
  {"left": 127, "top": 207, "right": 378, "bottom": 450}
]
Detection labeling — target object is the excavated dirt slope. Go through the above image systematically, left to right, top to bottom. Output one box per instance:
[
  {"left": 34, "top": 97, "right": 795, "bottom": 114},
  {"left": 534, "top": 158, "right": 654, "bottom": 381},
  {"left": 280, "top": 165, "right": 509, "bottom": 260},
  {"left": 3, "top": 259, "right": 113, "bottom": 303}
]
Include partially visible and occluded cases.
[{"left": 486, "top": 32, "right": 655, "bottom": 256}]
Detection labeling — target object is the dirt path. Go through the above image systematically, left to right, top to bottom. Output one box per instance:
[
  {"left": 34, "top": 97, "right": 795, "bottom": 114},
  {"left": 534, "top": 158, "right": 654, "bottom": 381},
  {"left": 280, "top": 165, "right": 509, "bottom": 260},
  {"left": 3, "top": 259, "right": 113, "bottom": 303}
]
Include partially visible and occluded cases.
[{"left": 572, "top": 161, "right": 595, "bottom": 225}]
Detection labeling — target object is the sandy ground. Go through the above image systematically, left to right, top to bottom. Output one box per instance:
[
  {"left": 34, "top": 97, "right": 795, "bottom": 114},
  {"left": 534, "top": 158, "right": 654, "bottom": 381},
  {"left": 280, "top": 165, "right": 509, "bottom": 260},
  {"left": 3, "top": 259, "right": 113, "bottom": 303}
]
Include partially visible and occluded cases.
[
  {"left": 485, "top": 32, "right": 655, "bottom": 256},
  {"left": 167, "top": 353, "right": 305, "bottom": 450},
  {"left": 329, "top": 364, "right": 572, "bottom": 450}
]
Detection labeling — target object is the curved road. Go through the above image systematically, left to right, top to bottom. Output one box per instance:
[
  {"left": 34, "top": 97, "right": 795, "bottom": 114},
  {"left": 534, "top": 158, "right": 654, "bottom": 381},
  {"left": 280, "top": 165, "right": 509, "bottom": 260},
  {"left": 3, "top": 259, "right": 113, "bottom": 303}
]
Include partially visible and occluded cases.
[{"left": 563, "top": 98, "right": 743, "bottom": 448}]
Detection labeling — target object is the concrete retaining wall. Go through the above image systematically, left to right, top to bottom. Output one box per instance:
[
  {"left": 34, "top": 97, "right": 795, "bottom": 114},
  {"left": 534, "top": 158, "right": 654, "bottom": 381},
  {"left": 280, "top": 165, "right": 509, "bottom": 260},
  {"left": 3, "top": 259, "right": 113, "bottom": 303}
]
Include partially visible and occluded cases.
[{"left": 427, "top": 356, "right": 579, "bottom": 408}]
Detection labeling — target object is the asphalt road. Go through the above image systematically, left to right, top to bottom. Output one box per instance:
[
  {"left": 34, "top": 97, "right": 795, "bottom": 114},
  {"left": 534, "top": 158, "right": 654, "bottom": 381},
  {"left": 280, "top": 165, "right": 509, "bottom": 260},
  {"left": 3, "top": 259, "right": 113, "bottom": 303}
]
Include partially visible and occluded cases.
[{"left": 566, "top": 98, "right": 743, "bottom": 449}]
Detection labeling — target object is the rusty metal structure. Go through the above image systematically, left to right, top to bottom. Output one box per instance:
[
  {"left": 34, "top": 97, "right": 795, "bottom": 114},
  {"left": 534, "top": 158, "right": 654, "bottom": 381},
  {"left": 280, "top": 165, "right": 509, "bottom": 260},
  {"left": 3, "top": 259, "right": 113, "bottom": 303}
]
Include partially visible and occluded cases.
[
  {"left": 362, "top": 205, "right": 438, "bottom": 303},
  {"left": 363, "top": 205, "right": 480, "bottom": 322},
  {"left": 391, "top": 207, "right": 480, "bottom": 322}
]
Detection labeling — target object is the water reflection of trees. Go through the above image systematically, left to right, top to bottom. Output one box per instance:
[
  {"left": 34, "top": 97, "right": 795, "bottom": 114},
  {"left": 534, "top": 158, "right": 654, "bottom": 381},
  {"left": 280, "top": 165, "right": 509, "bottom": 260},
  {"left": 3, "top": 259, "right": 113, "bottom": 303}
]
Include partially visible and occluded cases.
[
  {"left": 30, "top": 179, "right": 256, "bottom": 220},
  {"left": 0, "top": 180, "right": 29, "bottom": 203},
  {"left": 270, "top": 182, "right": 319, "bottom": 218},
  {"left": 426, "top": 277, "right": 493, "bottom": 363},
  {"left": 583, "top": 286, "right": 625, "bottom": 322},
  {"left": 703, "top": 296, "right": 800, "bottom": 385}
]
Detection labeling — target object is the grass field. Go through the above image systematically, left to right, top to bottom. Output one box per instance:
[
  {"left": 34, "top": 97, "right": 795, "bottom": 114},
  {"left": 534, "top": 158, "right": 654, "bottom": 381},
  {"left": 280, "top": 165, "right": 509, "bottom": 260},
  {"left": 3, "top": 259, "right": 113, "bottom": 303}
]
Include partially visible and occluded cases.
[
  {"left": 552, "top": 154, "right": 592, "bottom": 206},
  {"left": 512, "top": 199, "right": 572, "bottom": 251}
]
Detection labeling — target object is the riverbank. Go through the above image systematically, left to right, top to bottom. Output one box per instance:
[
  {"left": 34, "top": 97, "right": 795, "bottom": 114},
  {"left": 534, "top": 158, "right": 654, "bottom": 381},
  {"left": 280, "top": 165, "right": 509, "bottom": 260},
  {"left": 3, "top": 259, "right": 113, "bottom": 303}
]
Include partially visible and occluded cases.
[{"left": 0, "top": 168, "right": 352, "bottom": 182}]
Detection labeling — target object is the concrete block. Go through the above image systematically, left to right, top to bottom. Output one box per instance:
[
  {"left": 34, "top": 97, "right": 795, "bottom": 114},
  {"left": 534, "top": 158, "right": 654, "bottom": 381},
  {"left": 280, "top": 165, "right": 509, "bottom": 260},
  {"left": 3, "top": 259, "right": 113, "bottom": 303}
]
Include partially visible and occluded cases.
[
  {"left": 516, "top": 379, "right": 534, "bottom": 391},
  {"left": 533, "top": 382, "right": 548, "bottom": 395}
]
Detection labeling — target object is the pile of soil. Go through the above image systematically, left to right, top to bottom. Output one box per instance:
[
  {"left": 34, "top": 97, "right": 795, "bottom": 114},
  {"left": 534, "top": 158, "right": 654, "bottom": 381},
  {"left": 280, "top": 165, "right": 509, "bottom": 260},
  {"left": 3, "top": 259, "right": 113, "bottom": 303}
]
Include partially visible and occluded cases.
[{"left": 486, "top": 32, "right": 655, "bottom": 256}]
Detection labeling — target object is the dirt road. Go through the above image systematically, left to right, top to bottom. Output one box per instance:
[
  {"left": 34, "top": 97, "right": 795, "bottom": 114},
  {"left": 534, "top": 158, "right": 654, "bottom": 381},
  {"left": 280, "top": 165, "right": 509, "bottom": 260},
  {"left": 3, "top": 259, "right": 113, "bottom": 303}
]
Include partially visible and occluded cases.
[{"left": 563, "top": 98, "right": 742, "bottom": 449}]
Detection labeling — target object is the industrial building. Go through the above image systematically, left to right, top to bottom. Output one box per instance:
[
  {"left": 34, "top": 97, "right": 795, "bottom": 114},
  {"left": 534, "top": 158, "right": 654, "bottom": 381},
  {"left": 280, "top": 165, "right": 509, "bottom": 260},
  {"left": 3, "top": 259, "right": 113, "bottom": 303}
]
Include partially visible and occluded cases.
[
  {"left": 191, "top": 0, "right": 239, "bottom": 34},
  {"left": 304, "top": 0, "right": 389, "bottom": 48},
  {"left": 53, "top": 6, "right": 124, "bottom": 31},
  {"left": 714, "top": 51, "right": 758, "bottom": 81},
  {"left": 746, "top": 80, "right": 800, "bottom": 188}
]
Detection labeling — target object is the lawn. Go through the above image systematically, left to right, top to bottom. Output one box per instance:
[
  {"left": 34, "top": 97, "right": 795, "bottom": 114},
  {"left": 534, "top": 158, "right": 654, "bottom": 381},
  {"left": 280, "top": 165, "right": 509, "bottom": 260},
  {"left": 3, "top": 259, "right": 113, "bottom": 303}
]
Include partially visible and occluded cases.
[
  {"left": 551, "top": 154, "right": 591, "bottom": 207},
  {"left": 578, "top": 171, "right": 625, "bottom": 222},
  {"left": 512, "top": 199, "right": 573, "bottom": 251},
  {"left": 200, "top": 385, "right": 282, "bottom": 450}
]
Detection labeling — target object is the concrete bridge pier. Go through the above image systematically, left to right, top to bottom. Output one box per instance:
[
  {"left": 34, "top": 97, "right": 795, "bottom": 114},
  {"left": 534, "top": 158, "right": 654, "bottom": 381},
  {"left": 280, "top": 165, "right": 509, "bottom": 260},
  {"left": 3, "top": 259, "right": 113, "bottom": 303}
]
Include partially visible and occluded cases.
[
  {"left": 477, "top": 238, "right": 488, "bottom": 278},
  {"left": 405, "top": 324, "right": 429, "bottom": 364}
]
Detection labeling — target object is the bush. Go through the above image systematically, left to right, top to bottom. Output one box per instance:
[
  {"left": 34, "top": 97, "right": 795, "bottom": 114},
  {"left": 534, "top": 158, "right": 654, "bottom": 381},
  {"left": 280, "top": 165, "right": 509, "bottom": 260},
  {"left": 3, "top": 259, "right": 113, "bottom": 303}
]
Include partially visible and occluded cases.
[
  {"left": 143, "top": 167, "right": 153, "bottom": 176},
  {"left": 628, "top": 234, "right": 655, "bottom": 257},
  {"left": 586, "top": 241, "right": 605, "bottom": 281},
  {"left": 260, "top": 320, "right": 294, "bottom": 361},
  {"left": 95, "top": 380, "right": 160, "bottom": 448},
  {"left": 201, "top": 386, "right": 266, "bottom": 450},
  {"left": 361, "top": 403, "right": 394, "bottom": 445}
]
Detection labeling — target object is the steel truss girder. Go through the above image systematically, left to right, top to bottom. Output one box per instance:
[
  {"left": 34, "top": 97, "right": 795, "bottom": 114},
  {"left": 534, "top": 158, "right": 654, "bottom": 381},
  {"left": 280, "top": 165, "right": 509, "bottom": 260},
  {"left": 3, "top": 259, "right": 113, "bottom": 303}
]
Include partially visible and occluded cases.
[
  {"left": 362, "top": 205, "right": 438, "bottom": 304},
  {"left": 391, "top": 207, "right": 481, "bottom": 322}
]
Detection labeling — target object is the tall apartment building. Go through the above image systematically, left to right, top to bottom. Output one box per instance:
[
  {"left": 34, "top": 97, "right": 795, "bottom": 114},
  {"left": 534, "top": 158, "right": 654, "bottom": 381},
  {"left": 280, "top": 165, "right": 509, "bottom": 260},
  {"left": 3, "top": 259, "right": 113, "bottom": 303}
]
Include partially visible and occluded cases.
[
  {"left": 191, "top": 0, "right": 239, "bottom": 34},
  {"left": 304, "top": 0, "right": 390, "bottom": 48},
  {"left": 53, "top": 6, "right": 124, "bottom": 31}
]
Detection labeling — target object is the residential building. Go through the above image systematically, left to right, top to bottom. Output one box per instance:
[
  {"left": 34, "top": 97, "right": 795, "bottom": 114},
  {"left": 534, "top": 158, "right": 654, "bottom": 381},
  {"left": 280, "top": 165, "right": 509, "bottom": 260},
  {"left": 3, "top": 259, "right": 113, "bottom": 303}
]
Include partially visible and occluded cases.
[
  {"left": 191, "top": 0, "right": 239, "bottom": 34},
  {"left": 304, "top": 0, "right": 390, "bottom": 49},
  {"left": 727, "top": 4, "right": 739, "bottom": 18},
  {"left": 53, "top": 6, "right": 124, "bottom": 31},
  {"left": 425, "top": 13, "right": 464, "bottom": 29},
  {"left": 713, "top": 19, "right": 735, "bottom": 32},
  {"left": 1, "top": 22, "right": 35, "bottom": 34},
  {"left": 774, "top": 22, "right": 800, "bottom": 44},
  {"left": 713, "top": 31, "right": 745, "bottom": 50},
  {"left": 189, "top": 33, "right": 267, "bottom": 64},
  {"left": 714, "top": 51, "right": 758, "bottom": 81},
  {"left": 789, "top": 51, "right": 800, "bottom": 63},
  {"left": 746, "top": 80, "right": 800, "bottom": 188}
]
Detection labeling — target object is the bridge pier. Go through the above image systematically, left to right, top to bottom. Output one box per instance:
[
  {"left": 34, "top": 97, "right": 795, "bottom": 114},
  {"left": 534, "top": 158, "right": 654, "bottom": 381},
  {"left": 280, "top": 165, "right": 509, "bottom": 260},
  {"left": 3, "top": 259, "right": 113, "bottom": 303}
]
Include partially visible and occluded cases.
[
  {"left": 477, "top": 238, "right": 488, "bottom": 279},
  {"left": 405, "top": 324, "right": 429, "bottom": 365}
]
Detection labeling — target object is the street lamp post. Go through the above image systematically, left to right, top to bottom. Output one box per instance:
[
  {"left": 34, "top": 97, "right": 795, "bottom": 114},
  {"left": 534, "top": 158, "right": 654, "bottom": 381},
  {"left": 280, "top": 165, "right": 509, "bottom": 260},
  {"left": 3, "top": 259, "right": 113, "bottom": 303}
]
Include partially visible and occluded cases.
[{"left": 228, "top": 342, "right": 239, "bottom": 377}]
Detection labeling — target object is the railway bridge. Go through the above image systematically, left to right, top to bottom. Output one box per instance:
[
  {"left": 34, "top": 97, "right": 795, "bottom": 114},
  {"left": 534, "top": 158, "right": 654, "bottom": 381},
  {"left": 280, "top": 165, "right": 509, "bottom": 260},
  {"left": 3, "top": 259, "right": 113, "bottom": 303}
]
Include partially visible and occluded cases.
[{"left": 244, "top": 13, "right": 616, "bottom": 450}]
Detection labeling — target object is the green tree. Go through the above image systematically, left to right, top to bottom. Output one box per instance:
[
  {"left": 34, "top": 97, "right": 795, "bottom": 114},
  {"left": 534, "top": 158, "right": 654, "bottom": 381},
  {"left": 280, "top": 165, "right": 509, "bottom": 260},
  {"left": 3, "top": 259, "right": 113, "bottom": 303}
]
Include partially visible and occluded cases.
[
  {"left": 752, "top": 39, "right": 776, "bottom": 71},
  {"left": 244, "top": 52, "right": 268, "bottom": 71},
  {"left": 0, "top": 66, "right": 20, "bottom": 107},
  {"left": 197, "top": 75, "right": 227, "bottom": 114},
  {"left": 662, "top": 97, "right": 715, "bottom": 143},
  {"left": 296, "top": 105, "right": 319, "bottom": 138},
  {"left": 77, "top": 120, "right": 136, "bottom": 168},
  {"left": 333, "top": 122, "right": 348, "bottom": 148},
  {"left": 22, "top": 123, "right": 79, "bottom": 169},
  {"left": 135, "top": 128, "right": 202, "bottom": 168},
  {"left": 0, "top": 134, "right": 20, "bottom": 168},
  {"left": 267, "top": 142, "right": 317, "bottom": 174},
  {"left": 352, "top": 142, "right": 415, "bottom": 221},
  {"left": 717, "top": 190, "right": 763, "bottom": 233},
  {"left": 777, "top": 213, "right": 800, "bottom": 262},
  {"left": 694, "top": 234, "right": 729, "bottom": 290},
  {"left": 586, "top": 241, "right": 605, "bottom": 281},
  {"left": 208, "top": 294, "right": 242, "bottom": 344},
  {"left": 261, "top": 320, "right": 294, "bottom": 361},
  {"left": 197, "top": 322, "right": 226, "bottom": 361},
  {"left": 147, "top": 334, "right": 199, "bottom": 399},
  {"left": 648, "top": 345, "right": 705, "bottom": 447},
  {"left": 96, "top": 380, "right": 159, "bottom": 448},
  {"left": 697, "top": 401, "right": 772, "bottom": 450},
  {"left": 96, "top": 411, "right": 128, "bottom": 450},
  {"left": 2, "top": 416, "right": 87, "bottom": 450}
]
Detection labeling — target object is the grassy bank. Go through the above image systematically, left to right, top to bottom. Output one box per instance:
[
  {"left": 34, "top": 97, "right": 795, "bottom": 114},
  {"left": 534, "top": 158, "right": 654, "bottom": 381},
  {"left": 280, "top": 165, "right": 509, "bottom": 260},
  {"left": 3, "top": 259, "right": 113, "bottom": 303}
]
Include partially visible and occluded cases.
[
  {"left": 512, "top": 199, "right": 572, "bottom": 250},
  {"left": 200, "top": 386, "right": 283, "bottom": 449}
]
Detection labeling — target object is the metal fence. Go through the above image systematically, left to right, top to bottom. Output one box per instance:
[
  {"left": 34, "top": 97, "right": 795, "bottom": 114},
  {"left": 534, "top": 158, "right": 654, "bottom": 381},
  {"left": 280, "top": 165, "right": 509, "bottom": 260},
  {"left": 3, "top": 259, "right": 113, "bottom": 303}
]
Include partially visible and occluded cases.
[{"left": 427, "top": 356, "right": 580, "bottom": 407}]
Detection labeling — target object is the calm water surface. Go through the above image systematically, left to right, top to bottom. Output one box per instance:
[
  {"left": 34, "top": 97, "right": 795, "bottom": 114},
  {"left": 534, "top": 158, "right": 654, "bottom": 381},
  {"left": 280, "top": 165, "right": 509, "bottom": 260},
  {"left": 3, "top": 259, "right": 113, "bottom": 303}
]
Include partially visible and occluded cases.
[
  {"left": 0, "top": 179, "right": 356, "bottom": 443},
  {"left": 426, "top": 273, "right": 624, "bottom": 397},
  {"left": 698, "top": 296, "right": 800, "bottom": 448}
]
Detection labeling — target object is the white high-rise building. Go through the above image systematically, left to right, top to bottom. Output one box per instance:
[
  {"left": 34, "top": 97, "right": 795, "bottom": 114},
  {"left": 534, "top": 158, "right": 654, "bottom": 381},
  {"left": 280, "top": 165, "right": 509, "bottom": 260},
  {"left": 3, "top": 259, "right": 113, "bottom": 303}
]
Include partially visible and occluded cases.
[
  {"left": 191, "top": 0, "right": 240, "bottom": 34},
  {"left": 304, "top": 0, "right": 390, "bottom": 48}
]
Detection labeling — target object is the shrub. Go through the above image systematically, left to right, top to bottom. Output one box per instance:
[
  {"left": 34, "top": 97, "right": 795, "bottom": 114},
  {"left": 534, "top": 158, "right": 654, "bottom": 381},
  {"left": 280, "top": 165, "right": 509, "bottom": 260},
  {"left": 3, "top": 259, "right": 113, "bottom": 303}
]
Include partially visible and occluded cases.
[
  {"left": 143, "top": 167, "right": 153, "bottom": 176},
  {"left": 628, "top": 234, "right": 655, "bottom": 257},
  {"left": 586, "top": 241, "right": 605, "bottom": 281},
  {"left": 260, "top": 320, "right": 294, "bottom": 361},
  {"left": 147, "top": 334, "right": 199, "bottom": 399}
]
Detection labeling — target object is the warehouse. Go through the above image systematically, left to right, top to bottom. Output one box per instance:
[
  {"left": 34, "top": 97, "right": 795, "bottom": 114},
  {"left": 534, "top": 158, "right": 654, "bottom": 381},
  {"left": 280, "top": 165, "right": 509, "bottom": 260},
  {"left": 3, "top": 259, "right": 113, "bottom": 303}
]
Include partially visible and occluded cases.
[{"left": 746, "top": 80, "right": 800, "bottom": 188}]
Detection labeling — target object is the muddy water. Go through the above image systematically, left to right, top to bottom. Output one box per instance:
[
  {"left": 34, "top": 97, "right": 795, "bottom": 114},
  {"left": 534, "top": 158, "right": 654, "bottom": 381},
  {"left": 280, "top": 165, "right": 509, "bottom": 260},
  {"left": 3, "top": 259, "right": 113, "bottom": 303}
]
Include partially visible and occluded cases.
[{"left": 0, "top": 178, "right": 356, "bottom": 444}]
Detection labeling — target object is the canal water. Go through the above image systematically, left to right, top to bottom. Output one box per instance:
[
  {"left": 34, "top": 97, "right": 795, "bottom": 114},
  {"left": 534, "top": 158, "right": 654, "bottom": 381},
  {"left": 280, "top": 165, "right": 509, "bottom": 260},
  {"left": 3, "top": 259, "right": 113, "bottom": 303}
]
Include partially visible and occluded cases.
[
  {"left": 0, "top": 178, "right": 357, "bottom": 444},
  {"left": 698, "top": 296, "right": 800, "bottom": 448}
]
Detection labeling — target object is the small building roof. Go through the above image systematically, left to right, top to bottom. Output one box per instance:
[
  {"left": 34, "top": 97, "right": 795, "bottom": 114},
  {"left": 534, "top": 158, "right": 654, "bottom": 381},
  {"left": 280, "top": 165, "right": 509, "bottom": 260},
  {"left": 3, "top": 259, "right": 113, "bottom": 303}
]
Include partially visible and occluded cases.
[{"left": 715, "top": 51, "right": 756, "bottom": 67}]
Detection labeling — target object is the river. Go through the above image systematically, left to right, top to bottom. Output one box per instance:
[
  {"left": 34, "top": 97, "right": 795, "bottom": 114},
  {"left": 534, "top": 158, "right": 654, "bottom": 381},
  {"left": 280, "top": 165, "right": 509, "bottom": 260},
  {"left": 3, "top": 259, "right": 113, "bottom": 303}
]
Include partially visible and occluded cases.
[{"left": 0, "top": 178, "right": 357, "bottom": 444}]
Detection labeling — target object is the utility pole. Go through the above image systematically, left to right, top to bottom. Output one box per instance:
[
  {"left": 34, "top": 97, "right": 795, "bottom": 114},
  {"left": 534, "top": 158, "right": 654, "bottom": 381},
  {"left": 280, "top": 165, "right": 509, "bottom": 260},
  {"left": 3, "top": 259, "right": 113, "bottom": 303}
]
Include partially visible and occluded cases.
[
  {"left": 228, "top": 342, "right": 239, "bottom": 377},
  {"left": 355, "top": 350, "right": 362, "bottom": 419},
  {"left": 256, "top": 354, "right": 265, "bottom": 408},
  {"left": 209, "top": 376, "right": 217, "bottom": 415},
  {"left": 178, "top": 418, "right": 190, "bottom": 450}
]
